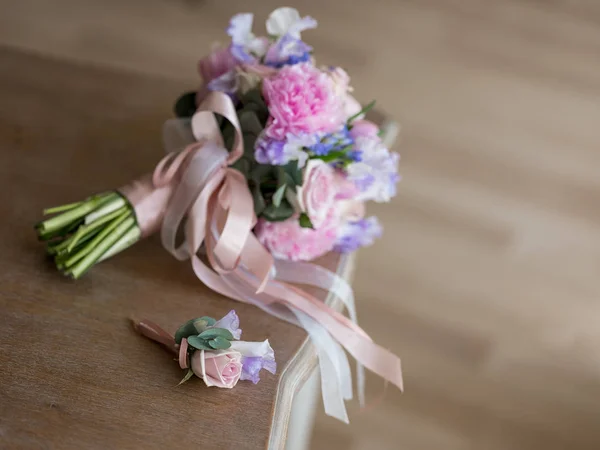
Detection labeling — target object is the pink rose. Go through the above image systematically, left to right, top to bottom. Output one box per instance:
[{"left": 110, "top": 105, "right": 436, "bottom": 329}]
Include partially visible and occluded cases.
[
  {"left": 262, "top": 63, "right": 345, "bottom": 140},
  {"left": 349, "top": 119, "right": 379, "bottom": 140},
  {"left": 297, "top": 160, "right": 336, "bottom": 228},
  {"left": 333, "top": 171, "right": 365, "bottom": 222},
  {"left": 255, "top": 210, "right": 339, "bottom": 261},
  {"left": 191, "top": 350, "right": 242, "bottom": 389}
]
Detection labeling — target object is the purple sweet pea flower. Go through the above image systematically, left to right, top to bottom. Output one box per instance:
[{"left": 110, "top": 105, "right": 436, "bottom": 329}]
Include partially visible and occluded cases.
[
  {"left": 227, "top": 13, "right": 268, "bottom": 63},
  {"left": 264, "top": 34, "right": 312, "bottom": 68},
  {"left": 206, "top": 70, "right": 238, "bottom": 97},
  {"left": 254, "top": 133, "right": 315, "bottom": 167},
  {"left": 347, "top": 136, "right": 400, "bottom": 202},
  {"left": 334, "top": 217, "right": 383, "bottom": 253},
  {"left": 212, "top": 310, "right": 242, "bottom": 340},
  {"left": 229, "top": 340, "right": 276, "bottom": 384}
]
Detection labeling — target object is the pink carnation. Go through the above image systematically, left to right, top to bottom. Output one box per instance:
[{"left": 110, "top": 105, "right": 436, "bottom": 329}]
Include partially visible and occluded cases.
[
  {"left": 262, "top": 63, "right": 344, "bottom": 140},
  {"left": 255, "top": 211, "right": 339, "bottom": 262}
]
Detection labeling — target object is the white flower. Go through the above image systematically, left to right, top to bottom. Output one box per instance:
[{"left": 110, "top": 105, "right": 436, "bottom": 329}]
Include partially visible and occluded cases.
[
  {"left": 266, "top": 7, "right": 317, "bottom": 39},
  {"left": 228, "top": 13, "right": 268, "bottom": 60},
  {"left": 347, "top": 137, "right": 400, "bottom": 202}
]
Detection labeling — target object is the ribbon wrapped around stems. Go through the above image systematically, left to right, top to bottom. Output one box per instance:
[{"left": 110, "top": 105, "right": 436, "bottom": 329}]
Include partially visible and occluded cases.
[{"left": 121, "top": 91, "right": 403, "bottom": 423}]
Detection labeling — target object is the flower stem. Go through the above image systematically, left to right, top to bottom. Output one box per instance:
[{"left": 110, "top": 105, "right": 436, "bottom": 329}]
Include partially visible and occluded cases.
[
  {"left": 36, "top": 192, "right": 116, "bottom": 235},
  {"left": 67, "top": 205, "right": 128, "bottom": 252},
  {"left": 64, "top": 213, "right": 135, "bottom": 279},
  {"left": 98, "top": 226, "right": 141, "bottom": 262}
]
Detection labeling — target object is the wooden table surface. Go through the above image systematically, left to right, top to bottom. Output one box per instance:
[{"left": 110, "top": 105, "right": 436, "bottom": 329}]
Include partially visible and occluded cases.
[{"left": 0, "top": 46, "right": 348, "bottom": 450}]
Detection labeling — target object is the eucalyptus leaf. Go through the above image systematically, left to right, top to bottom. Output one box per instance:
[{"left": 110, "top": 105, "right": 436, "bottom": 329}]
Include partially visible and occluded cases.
[
  {"left": 241, "top": 89, "right": 266, "bottom": 107},
  {"left": 174, "top": 91, "right": 198, "bottom": 118},
  {"left": 239, "top": 110, "right": 264, "bottom": 136},
  {"left": 222, "top": 122, "right": 236, "bottom": 151},
  {"left": 243, "top": 132, "right": 258, "bottom": 157},
  {"left": 282, "top": 160, "right": 303, "bottom": 187},
  {"left": 251, "top": 165, "right": 273, "bottom": 183},
  {"left": 251, "top": 182, "right": 266, "bottom": 215},
  {"left": 272, "top": 184, "right": 287, "bottom": 208},
  {"left": 261, "top": 200, "right": 294, "bottom": 222},
  {"left": 299, "top": 213, "right": 314, "bottom": 229},
  {"left": 193, "top": 316, "right": 216, "bottom": 333},
  {"left": 174, "top": 319, "right": 198, "bottom": 344},
  {"left": 198, "top": 328, "right": 234, "bottom": 341},
  {"left": 187, "top": 335, "right": 214, "bottom": 350},
  {"left": 208, "top": 336, "right": 232, "bottom": 350},
  {"left": 178, "top": 368, "right": 195, "bottom": 386}
]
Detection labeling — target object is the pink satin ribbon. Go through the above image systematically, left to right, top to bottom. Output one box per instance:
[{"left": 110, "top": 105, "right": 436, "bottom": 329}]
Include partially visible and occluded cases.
[{"left": 125, "top": 91, "right": 403, "bottom": 421}]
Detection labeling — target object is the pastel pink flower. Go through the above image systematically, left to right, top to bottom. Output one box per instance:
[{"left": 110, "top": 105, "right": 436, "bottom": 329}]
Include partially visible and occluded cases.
[
  {"left": 196, "top": 46, "right": 238, "bottom": 105},
  {"left": 198, "top": 46, "right": 238, "bottom": 84},
  {"left": 262, "top": 63, "right": 344, "bottom": 140},
  {"left": 344, "top": 94, "right": 363, "bottom": 120},
  {"left": 349, "top": 119, "right": 380, "bottom": 140},
  {"left": 297, "top": 160, "right": 336, "bottom": 228},
  {"left": 333, "top": 171, "right": 365, "bottom": 222},
  {"left": 255, "top": 210, "right": 339, "bottom": 261},
  {"left": 191, "top": 350, "right": 243, "bottom": 389}
]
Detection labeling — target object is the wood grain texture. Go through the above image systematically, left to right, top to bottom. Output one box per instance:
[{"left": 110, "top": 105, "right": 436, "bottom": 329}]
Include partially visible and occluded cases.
[
  {"left": 2, "top": 0, "right": 600, "bottom": 449},
  {"left": 0, "top": 47, "right": 346, "bottom": 450}
]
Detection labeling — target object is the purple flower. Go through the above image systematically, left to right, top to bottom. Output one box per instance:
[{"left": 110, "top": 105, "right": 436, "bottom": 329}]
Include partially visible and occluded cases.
[
  {"left": 227, "top": 13, "right": 268, "bottom": 63},
  {"left": 264, "top": 34, "right": 312, "bottom": 68},
  {"left": 207, "top": 70, "right": 238, "bottom": 96},
  {"left": 254, "top": 133, "right": 315, "bottom": 167},
  {"left": 346, "top": 136, "right": 400, "bottom": 202},
  {"left": 334, "top": 217, "right": 383, "bottom": 253},
  {"left": 211, "top": 310, "right": 242, "bottom": 340},
  {"left": 229, "top": 340, "right": 276, "bottom": 384}
]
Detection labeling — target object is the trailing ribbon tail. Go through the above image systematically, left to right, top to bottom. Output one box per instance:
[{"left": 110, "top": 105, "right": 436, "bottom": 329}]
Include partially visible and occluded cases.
[{"left": 150, "top": 91, "right": 403, "bottom": 423}]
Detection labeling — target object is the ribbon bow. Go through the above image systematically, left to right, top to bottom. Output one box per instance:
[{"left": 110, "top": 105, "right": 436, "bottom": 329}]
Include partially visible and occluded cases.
[{"left": 149, "top": 92, "right": 403, "bottom": 423}]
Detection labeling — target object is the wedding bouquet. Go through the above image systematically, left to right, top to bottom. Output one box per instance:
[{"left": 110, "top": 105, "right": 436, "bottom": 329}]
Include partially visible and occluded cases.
[
  {"left": 35, "top": 7, "right": 403, "bottom": 422},
  {"left": 36, "top": 7, "right": 399, "bottom": 278}
]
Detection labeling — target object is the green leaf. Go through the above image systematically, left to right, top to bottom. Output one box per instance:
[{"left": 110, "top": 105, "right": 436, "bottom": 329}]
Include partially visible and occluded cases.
[
  {"left": 241, "top": 89, "right": 266, "bottom": 107},
  {"left": 174, "top": 91, "right": 197, "bottom": 118},
  {"left": 347, "top": 100, "right": 376, "bottom": 123},
  {"left": 239, "top": 110, "right": 264, "bottom": 136},
  {"left": 222, "top": 122, "right": 236, "bottom": 152},
  {"left": 243, "top": 132, "right": 258, "bottom": 158},
  {"left": 315, "top": 150, "right": 346, "bottom": 163},
  {"left": 282, "top": 160, "right": 303, "bottom": 187},
  {"left": 251, "top": 182, "right": 266, "bottom": 216},
  {"left": 272, "top": 184, "right": 287, "bottom": 208},
  {"left": 261, "top": 200, "right": 295, "bottom": 222},
  {"left": 299, "top": 213, "right": 314, "bottom": 229},
  {"left": 193, "top": 316, "right": 216, "bottom": 333},
  {"left": 177, "top": 317, "right": 218, "bottom": 346},
  {"left": 174, "top": 319, "right": 198, "bottom": 344},
  {"left": 198, "top": 328, "right": 234, "bottom": 341},
  {"left": 187, "top": 335, "right": 213, "bottom": 350},
  {"left": 208, "top": 337, "right": 232, "bottom": 350},
  {"left": 178, "top": 368, "right": 195, "bottom": 386}
]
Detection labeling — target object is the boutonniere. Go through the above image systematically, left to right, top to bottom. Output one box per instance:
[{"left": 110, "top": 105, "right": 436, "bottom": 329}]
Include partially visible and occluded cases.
[{"left": 133, "top": 310, "right": 275, "bottom": 388}]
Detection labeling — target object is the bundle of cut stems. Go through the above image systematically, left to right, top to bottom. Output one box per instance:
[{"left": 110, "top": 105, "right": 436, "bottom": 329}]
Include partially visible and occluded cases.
[{"left": 35, "top": 192, "right": 141, "bottom": 279}]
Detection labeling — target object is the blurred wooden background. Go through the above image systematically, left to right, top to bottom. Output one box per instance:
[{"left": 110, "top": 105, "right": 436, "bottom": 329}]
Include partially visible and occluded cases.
[{"left": 2, "top": 0, "right": 600, "bottom": 449}]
